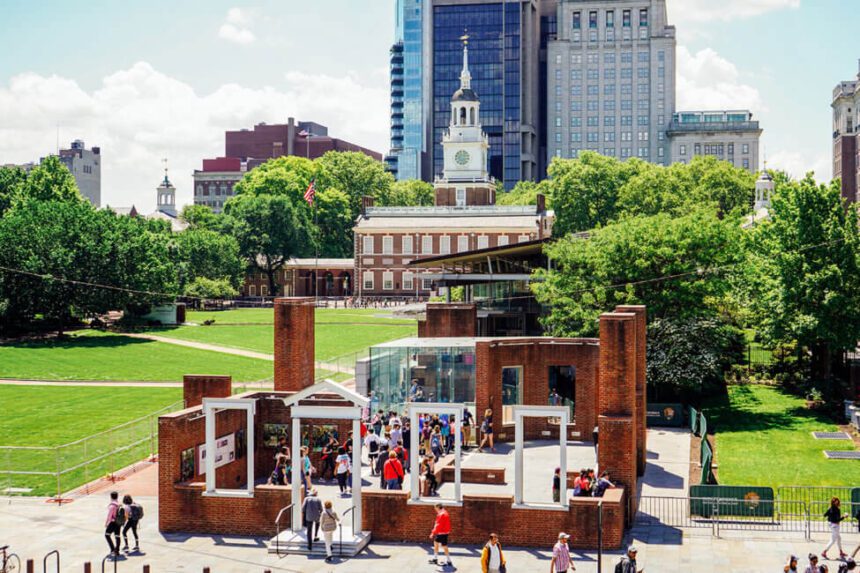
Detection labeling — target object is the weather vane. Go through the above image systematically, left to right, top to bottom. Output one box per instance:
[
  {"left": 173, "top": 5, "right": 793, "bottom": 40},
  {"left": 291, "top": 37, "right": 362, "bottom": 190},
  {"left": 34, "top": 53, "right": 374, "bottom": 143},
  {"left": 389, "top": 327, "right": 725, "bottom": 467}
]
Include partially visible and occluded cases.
[{"left": 460, "top": 29, "right": 469, "bottom": 46}]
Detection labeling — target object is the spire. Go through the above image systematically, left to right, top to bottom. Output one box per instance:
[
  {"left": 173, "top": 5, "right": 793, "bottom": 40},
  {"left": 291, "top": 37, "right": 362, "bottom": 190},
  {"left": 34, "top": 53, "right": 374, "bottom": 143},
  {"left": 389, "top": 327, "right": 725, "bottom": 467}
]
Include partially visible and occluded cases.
[
  {"left": 459, "top": 34, "right": 471, "bottom": 90},
  {"left": 161, "top": 157, "right": 171, "bottom": 186}
]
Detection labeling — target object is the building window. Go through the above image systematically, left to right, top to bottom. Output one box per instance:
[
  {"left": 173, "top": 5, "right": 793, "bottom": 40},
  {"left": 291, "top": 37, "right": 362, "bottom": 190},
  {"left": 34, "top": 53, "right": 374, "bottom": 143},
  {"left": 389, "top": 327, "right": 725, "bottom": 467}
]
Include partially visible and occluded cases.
[
  {"left": 640, "top": 8, "right": 648, "bottom": 26},
  {"left": 623, "top": 9, "right": 631, "bottom": 27},
  {"left": 606, "top": 10, "right": 614, "bottom": 28},
  {"left": 572, "top": 11, "right": 581, "bottom": 29},
  {"left": 589, "top": 11, "right": 597, "bottom": 29},
  {"left": 587, "top": 116, "right": 599, "bottom": 127},
  {"left": 694, "top": 143, "right": 702, "bottom": 155},
  {"left": 728, "top": 143, "right": 734, "bottom": 155},
  {"left": 680, "top": 144, "right": 687, "bottom": 156},
  {"left": 743, "top": 144, "right": 750, "bottom": 154},
  {"left": 658, "top": 148, "right": 664, "bottom": 158},
  {"left": 743, "top": 158, "right": 750, "bottom": 169},
  {"left": 207, "top": 184, "right": 215, "bottom": 196},
  {"left": 220, "top": 184, "right": 228, "bottom": 196},
  {"left": 196, "top": 185, "right": 203, "bottom": 195},
  {"left": 517, "top": 234, "right": 530, "bottom": 243},
  {"left": 402, "top": 235, "right": 413, "bottom": 255},
  {"left": 422, "top": 235, "right": 433, "bottom": 254},
  {"left": 439, "top": 235, "right": 451, "bottom": 255},
  {"left": 449, "top": 235, "right": 465, "bottom": 254},
  {"left": 477, "top": 235, "right": 489, "bottom": 249},
  {"left": 497, "top": 235, "right": 509, "bottom": 247},
  {"left": 363, "top": 236, "right": 374, "bottom": 254},
  {"left": 382, "top": 236, "right": 393, "bottom": 255},
  {"left": 363, "top": 271, "right": 374, "bottom": 291},
  {"left": 383, "top": 272, "right": 394, "bottom": 291},
  {"left": 403, "top": 272, "right": 414, "bottom": 291},
  {"left": 422, "top": 277, "right": 433, "bottom": 291},
  {"left": 249, "top": 285, "right": 256, "bottom": 297},
  {"left": 260, "top": 285, "right": 268, "bottom": 297},
  {"left": 502, "top": 366, "right": 523, "bottom": 425},
  {"left": 548, "top": 366, "right": 576, "bottom": 419}
]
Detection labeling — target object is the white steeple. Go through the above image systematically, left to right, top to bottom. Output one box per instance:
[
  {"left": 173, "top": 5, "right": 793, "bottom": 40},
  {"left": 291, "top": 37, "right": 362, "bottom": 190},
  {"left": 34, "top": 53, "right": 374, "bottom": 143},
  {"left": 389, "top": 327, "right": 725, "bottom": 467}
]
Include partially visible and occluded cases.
[
  {"left": 460, "top": 38, "right": 472, "bottom": 91},
  {"left": 157, "top": 158, "right": 177, "bottom": 217},
  {"left": 754, "top": 160, "right": 774, "bottom": 212}
]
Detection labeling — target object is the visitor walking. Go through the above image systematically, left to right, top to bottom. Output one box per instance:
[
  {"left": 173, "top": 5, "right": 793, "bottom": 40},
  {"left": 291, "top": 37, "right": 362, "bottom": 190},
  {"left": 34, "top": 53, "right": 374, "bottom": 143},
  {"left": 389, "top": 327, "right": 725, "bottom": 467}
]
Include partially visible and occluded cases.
[
  {"left": 462, "top": 408, "right": 474, "bottom": 448},
  {"left": 477, "top": 409, "right": 494, "bottom": 453},
  {"left": 431, "top": 427, "right": 444, "bottom": 461},
  {"left": 365, "top": 429, "right": 380, "bottom": 475},
  {"left": 377, "top": 444, "right": 389, "bottom": 488},
  {"left": 300, "top": 446, "right": 313, "bottom": 493},
  {"left": 335, "top": 447, "right": 351, "bottom": 495},
  {"left": 383, "top": 450, "right": 404, "bottom": 490},
  {"left": 421, "top": 455, "right": 438, "bottom": 496},
  {"left": 552, "top": 467, "right": 561, "bottom": 503},
  {"left": 594, "top": 470, "right": 615, "bottom": 497},
  {"left": 301, "top": 488, "right": 323, "bottom": 551},
  {"left": 104, "top": 491, "right": 123, "bottom": 558},
  {"left": 121, "top": 494, "right": 142, "bottom": 553},
  {"left": 822, "top": 497, "right": 848, "bottom": 560},
  {"left": 319, "top": 500, "right": 340, "bottom": 563},
  {"left": 428, "top": 503, "right": 452, "bottom": 567},
  {"left": 481, "top": 532, "right": 506, "bottom": 573},
  {"left": 550, "top": 532, "right": 574, "bottom": 572},
  {"left": 617, "top": 546, "right": 643, "bottom": 573},
  {"left": 804, "top": 553, "right": 824, "bottom": 573},
  {"left": 784, "top": 554, "right": 800, "bottom": 572}
]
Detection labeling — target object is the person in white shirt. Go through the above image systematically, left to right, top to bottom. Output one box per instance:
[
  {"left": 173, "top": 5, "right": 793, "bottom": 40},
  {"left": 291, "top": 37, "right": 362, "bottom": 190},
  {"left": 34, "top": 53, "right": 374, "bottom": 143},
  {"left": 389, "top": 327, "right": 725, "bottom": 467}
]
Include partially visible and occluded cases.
[
  {"left": 390, "top": 423, "right": 403, "bottom": 449},
  {"left": 481, "top": 533, "right": 506, "bottom": 573}
]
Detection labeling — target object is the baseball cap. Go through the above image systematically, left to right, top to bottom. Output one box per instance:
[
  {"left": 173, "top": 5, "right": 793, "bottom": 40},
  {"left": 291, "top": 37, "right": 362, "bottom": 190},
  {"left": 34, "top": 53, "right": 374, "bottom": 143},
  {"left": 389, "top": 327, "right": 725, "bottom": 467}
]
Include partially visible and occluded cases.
[
  {"left": 558, "top": 532, "right": 570, "bottom": 539},
  {"left": 628, "top": 546, "right": 638, "bottom": 554}
]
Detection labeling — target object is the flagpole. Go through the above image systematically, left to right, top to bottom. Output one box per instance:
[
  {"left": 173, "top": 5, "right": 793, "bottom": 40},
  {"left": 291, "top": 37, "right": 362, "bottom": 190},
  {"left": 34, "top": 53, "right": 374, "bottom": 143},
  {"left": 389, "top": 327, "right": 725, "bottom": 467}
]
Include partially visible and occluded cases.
[{"left": 314, "top": 197, "right": 319, "bottom": 305}]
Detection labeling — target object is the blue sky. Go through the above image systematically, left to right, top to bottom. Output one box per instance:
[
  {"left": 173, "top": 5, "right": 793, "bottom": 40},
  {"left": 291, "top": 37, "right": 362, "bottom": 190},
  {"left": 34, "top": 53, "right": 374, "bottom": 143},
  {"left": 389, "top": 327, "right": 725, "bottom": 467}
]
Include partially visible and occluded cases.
[{"left": 0, "top": 0, "right": 855, "bottom": 210}]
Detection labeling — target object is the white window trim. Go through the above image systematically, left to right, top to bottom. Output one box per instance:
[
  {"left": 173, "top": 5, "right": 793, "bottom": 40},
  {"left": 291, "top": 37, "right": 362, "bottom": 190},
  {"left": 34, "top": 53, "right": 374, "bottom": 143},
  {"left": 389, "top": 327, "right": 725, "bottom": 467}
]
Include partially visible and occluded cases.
[
  {"left": 402, "top": 235, "right": 413, "bottom": 255},
  {"left": 439, "top": 235, "right": 451, "bottom": 255},
  {"left": 457, "top": 235, "right": 469, "bottom": 253},
  {"left": 363, "top": 236, "right": 374, "bottom": 255},
  {"left": 382, "top": 236, "right": 394, "bottom": 255},
  {"left": 422, "top": 236, "right": 433, "bottom": 255},
  {"left": 362, "top": 271, "right": 374, "bottom": 291},
  {"left": 382, "top": 271, "right": 394, "bottom": 291},
  {"left": 403, "top": 272, "right": 414, "bottom": 291},
  {"left": 202, "top": 398, "right": 256, "bottom": 498},
  {"left": 408, "top": 403, "right": 464, "bottom": 505},
  {"left": 512, "top": 405, "right": 569, "bottom": 509}
]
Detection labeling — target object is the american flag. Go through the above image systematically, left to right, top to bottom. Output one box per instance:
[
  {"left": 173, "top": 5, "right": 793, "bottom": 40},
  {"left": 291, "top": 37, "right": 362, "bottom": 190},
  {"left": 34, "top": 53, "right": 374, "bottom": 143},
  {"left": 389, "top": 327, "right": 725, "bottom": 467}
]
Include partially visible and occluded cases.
[
  {"left": 298, "top": 129, "right": 309, "bottom": 137},
  {"left": 303, "top": 177, "right": 316, "bottom": 205}
]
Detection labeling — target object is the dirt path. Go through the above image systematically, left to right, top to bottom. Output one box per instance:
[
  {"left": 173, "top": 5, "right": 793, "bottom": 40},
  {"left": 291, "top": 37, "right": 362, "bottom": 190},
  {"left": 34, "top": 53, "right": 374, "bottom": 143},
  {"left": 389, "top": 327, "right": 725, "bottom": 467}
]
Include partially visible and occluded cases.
[{"left": 122, "top": 332, "right": 275, "bottom": 361}]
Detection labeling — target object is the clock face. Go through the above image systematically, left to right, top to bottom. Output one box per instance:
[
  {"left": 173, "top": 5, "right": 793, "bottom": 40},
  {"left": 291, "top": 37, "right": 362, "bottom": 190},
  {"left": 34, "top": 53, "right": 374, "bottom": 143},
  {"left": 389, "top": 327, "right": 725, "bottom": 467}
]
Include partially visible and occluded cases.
[{"left": 455, "top": 150, "right": 471, "bottom": 166}]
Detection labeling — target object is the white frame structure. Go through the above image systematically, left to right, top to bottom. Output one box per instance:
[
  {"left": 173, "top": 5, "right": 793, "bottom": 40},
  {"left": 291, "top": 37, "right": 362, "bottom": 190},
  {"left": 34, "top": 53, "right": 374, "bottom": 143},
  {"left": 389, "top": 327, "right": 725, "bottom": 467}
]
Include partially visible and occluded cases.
[
  {"left": 282, "top": 380, "right": 369, "bottom": 533},
  {"left": 202, "top": 398, "right": 256, "bottom": 498},
  {"left": 407, "top": 403, "right": 464, "bottom": 505},
  {"left": 512, "top": 405, "right": 569, "bottom": 509}
]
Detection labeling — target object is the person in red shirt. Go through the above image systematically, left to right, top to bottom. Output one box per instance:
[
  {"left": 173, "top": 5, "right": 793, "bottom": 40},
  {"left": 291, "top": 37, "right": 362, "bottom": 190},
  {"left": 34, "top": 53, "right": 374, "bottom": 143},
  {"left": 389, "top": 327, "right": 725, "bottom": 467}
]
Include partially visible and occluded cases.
[
  {"left": 383, "top": 451, "right": 404, "bottom": 490},
  {"left": 428, "top": 503, "right": 452, "bottom": 567}
]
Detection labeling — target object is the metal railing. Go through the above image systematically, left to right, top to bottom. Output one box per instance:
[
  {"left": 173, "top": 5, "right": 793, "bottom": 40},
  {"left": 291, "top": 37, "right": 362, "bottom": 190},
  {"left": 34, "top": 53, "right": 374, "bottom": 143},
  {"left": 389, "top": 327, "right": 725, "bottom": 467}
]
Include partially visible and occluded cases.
[
  {"left": 0, "top": 401, "right": 184, "bottom": 499},
  {"left": 777, "top": 486, "right": 857, "bottom": 506},
  {"left": 273, "top": 503, "right": 293, "bottom": 558},
  {"left": 339, "top": 505, "right": 356, "bottom": 558},
  {"left": 43, "top": 550, "right": 59, "bottom": 573}
]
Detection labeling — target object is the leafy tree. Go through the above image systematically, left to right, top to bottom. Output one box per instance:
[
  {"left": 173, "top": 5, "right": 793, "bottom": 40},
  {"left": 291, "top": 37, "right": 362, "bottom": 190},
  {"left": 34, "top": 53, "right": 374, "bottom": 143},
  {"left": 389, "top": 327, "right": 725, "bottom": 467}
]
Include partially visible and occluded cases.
[
  {"left": 315, "top": 151, "right": 394, "bottom": 214},
  {"left": 547, "top": 152, "right": 646, "bottom": 234},
  {"left": 234, "top": 155, "right": 316, "bottom": 203},
  {"left": 686, "top": 155, "right": 756, "bottom": 216},
  {"left": 21, "top": 156, "right": 81, "bottom": 203},
  {"left": 0, "top": 166, "right": 27, "bottom": 217},
  {"left": 745, "top": 175, "right": 860, "bottom": 380},
  {"left": 380, "top": 179, "right": 434, "bottom": 206},
  {"left": 497, "top": 180, "right": 551, "bottom": 207},
  {"left": 315, "top": 188, "right": 354, "bottom": 258},
  {"left": 224, "top": 193, "right": 314, "bottom": 296},
  {"left": 179, "top": 204, "right": 220, "bottom": 231},
  {"left": 532, "top": 209, "right": 744, "bottom": 337},
  {"left": 173, "top": 228, "right": 244, "bottom": 290},
  {"left": 184, "top": 277, "right": 238, "bottom": 299},
  {"left": 646, "top": 316, "right": 744, "bottom": 402}
]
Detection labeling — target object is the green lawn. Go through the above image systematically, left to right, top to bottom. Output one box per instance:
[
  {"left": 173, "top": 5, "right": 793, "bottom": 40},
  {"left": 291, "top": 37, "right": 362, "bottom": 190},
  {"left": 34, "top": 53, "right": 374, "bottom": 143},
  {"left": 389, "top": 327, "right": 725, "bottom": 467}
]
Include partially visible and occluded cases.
[
  {"left": 154, "top": 308, "right": 417, "bottom": 360},
  {"left": 0, "top": 330, "right": 274, "bottom": 382},
  {"left": 0, "top": 385, "right": 182, "bottom": 496},
  {"left": 704, "top": 385, "right": 858, "bottom": 488}
]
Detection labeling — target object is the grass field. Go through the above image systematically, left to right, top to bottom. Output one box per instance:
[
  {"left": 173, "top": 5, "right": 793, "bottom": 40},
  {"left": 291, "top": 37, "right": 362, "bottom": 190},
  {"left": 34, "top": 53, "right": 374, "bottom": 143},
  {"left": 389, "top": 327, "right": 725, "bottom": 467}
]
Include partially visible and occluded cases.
[
  {"left": 186, "top": 307, "right": 416, "bottom": 326},
  {"left": 0, "top": 330, "right": 274, "bottom": 382},
  {"left": 0, "top": 385, "right": 182, "bottom": 496},
  {"left": 704, "top": 385, "right": 858, "bottom": 488}
]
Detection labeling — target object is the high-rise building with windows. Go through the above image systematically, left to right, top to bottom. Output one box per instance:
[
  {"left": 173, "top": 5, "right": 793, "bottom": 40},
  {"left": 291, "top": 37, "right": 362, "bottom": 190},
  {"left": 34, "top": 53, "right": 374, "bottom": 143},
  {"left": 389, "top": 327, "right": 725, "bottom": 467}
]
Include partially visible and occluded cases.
[
  {"left": 387, "top": 0, "right": 543, "bottom": 190},
  {"left": 546, "top": 0, "right": 676, "bottom": 165},
  {"left": 832, "top": 62, "right": 860, "bottom": 204},
  {"left": 667, "top": 110, "right": 762, "bottom": 173},
  {"left": 58, "top": 140, "right": 101, "bottom": 207}
]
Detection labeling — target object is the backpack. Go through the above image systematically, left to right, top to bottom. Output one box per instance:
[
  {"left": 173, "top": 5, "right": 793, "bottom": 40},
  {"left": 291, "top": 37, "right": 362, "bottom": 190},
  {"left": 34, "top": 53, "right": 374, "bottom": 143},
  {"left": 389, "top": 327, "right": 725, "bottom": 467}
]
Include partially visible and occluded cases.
[
  {"left": 130, "top": 503, "right": 144, "bottom": 521},
  {"left": 113, "top": 504, "right": 126, "bottom": 526},
  {"left": 614, "top": 558, "right": 626, "bottom": 573}
]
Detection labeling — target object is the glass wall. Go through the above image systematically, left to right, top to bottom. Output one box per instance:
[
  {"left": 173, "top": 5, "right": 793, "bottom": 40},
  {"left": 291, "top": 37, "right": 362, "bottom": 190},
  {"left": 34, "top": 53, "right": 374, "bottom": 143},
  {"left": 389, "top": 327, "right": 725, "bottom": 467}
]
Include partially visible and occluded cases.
[
  {"left": 391, "top": 0, "right": 425, "bottom": 181},
  {"left": 433, "top": 2, "right": 522, "bottom": 189},
  {"left": 369, "top": 342, "right": 477, "bottom": 414},
  {"left": 501, "top": 366, "right": 523, "bottom": 424}
]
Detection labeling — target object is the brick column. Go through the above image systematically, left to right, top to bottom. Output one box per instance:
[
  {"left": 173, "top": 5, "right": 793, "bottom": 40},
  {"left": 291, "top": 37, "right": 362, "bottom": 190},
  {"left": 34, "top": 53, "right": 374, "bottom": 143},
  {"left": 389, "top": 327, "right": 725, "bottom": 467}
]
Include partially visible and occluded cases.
[
  {"left": 274, "top": 297, "right": 315, "bottom": 392},
  {"left": 423, "top": 303, "right": 477, "bottom": 338},
  {"left": 616, "top": 305, "right": 647, "bottom": 476},
  {"left": 597, "top": 312, "right": 638, "bottom": 525},
  {"left": 182, "top": 375, "right": 232, "bottom": 409}
]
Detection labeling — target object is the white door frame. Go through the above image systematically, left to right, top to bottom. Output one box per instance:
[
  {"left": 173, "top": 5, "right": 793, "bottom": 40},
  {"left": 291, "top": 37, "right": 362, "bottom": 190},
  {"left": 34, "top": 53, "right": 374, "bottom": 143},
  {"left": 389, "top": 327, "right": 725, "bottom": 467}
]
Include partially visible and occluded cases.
[
  {"left": 201, "top": 398, "right": 256, "bottom": 498},
  {"left": 407, "top": 402, "right": 464, "bottom": 505},
  {"left": 512, "top": 405, "right": 569, "bottom": 509}
]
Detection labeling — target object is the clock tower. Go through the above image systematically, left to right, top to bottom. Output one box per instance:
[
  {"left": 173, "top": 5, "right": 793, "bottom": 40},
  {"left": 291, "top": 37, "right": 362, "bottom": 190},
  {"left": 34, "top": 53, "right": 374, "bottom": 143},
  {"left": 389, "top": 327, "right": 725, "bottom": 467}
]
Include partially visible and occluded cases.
[{"left": 435, "top": 37, "right": 496, "bottom": 207}]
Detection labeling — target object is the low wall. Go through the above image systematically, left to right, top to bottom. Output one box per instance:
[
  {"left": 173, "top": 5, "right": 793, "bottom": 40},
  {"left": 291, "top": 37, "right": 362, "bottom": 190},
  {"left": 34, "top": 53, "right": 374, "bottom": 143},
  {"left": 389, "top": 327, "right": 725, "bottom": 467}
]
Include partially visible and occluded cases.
[
  {"left": 441, "top": 466, "right": 506, "bottom": 485},
  {"left": 362, "top": 488, "right": 626, "bottom": 549}
]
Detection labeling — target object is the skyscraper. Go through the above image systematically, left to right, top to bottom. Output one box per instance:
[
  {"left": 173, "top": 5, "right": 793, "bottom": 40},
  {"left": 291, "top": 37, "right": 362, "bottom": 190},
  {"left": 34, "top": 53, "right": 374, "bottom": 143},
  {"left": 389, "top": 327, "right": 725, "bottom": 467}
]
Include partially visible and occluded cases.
[
  {"left": 387, "top": 0, "right": 543, "bottom": 190},
  {"left": 546, "top": 0, "right": 676, "bottom": 165},
  {"left": 832, "top": 63, "right": 860, "bottom": 204},
  {"left": 58, "top": 139, "right": 101, "bottom": 207}
]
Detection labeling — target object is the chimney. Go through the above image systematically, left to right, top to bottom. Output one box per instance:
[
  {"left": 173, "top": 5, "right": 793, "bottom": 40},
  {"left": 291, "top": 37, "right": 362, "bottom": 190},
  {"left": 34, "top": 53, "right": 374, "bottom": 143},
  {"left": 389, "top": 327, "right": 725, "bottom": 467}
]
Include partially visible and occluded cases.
[
  {"left": 287, "top": 117, "right": 296, "bottom": 156},
  {"left": 536, "top": 193, "right": 546, "bottom": 213},
  {"left": 362, "top": 195, "right": 375, "bottom": 216}
]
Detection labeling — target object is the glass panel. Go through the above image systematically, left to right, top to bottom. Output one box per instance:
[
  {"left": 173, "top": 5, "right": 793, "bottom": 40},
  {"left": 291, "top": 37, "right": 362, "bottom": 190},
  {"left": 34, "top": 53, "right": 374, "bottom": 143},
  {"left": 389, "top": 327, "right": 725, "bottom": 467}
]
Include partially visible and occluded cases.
[
  {"left": 501, "top": 366, "right": 522, "bottom": 424},
  {"left": 548, "top": 366, "right": 576, "bottom": 422}
]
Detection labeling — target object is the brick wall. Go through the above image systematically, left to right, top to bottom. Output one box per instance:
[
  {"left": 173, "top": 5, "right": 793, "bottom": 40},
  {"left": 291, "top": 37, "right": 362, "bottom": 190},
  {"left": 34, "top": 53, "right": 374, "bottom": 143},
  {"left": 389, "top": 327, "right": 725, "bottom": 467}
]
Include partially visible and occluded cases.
[
  {"left": 274, "top": 297, "right": 314, "bottom": 392},
  {"left": 422, "top": 303, "right": 477, "bottom": 338},
  {"left": 615, "top": 305, "right": 647, "bottom": 476},
  {"left": 475, "top": 338, "right": 600, "bottom": 441},
  {"left": 182, "top": 375, "right": 232, "bottom": 409},
  {"left": 362, "top": 488, "right": 626, "bottom": 549}
]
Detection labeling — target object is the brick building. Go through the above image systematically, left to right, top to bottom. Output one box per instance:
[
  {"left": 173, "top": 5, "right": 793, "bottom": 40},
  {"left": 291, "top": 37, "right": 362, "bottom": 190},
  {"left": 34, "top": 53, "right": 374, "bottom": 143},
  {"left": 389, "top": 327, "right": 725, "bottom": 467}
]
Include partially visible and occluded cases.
[
  {"left": 194, "top": 118, "right": 382, "bottom": 213},
  {"left": 241, "top": 258, "right": 353, "bottom": 298}
]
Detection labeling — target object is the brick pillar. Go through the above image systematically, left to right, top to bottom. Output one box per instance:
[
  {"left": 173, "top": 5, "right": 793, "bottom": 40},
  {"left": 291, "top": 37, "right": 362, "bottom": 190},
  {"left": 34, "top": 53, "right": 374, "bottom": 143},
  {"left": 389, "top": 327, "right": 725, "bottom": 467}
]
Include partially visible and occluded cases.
[
  {"left": 274, "top": 297, "right": 315, "bottom": 392},
  {"left": 423, "top": 303, "right": 477, "bottom": 338},
  {"left": 616, "top": 305, "right": 647, "bottom": 476},
  {"left": 597, "top": 312, "right": 638, "bottom": 525},
  {"left": 182, "top": 375, "right": 232, "bottom": 408}
]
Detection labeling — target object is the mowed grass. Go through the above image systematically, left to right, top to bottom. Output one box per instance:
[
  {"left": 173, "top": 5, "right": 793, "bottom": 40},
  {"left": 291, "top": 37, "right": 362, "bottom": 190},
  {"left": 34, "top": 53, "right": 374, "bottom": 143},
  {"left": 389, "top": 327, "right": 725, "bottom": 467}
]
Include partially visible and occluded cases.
[
  {"left": 155, "top": 308, "right": 417, "bottom": 360},
  {"left": 0, "top": 330, "right": 274, "bottom": 382},
  {"left": 0, "top": 385, "right": 182, "bottom": 495},
  {"left": 704, "top": 385, "right": 858, "bottom": 488}
]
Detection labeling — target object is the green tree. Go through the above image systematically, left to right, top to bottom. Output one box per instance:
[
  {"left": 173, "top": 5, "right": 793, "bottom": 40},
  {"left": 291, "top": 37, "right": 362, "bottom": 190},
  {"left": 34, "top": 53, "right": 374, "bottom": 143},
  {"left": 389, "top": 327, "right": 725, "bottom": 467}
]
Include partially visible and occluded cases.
[
  {"left": 315, "top": 151, "right": 394, "bottom": 214},
  {"left": 547, "top": 152, "right": 646, "bottom": 234},
  {"left": 686, "top": 155, "right": 756, "bottom": 216},
  {"left": 21, "top": 156, "right": 81, "bottom": 203},
  {"left": 0, "top": 166, "right": 27, "bottom": 217},
  {"left": 746, "top": 175, "right": 860, "bottom": 380},
  {"left": 380, "top": 179, "right": 434, "bottom": 206},
  {"left": 497, "top": 180, "right": 551, "bottom": 207},
  {"left": 315, "top": 188, "right": 354, "bottom": 258},
  {"left": 224, "top": 193, "right": 314, "bottom": 296},
  {"left": 179, "top": 204, "right": 220, "bottom": 231},
  {"left": 532, "top": 209, "right": 744, "bottom": 337},
  {"left": 173, "top": 228, "right": 244, "bottom": 290},
  {"left": 184, "top": 277, "right": 238, "bottom": 299}
]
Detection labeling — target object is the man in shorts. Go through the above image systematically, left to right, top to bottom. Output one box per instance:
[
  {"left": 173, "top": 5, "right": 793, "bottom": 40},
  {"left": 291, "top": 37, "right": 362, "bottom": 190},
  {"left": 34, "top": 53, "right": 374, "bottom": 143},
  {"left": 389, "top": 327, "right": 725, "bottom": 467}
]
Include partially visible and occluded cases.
[{"left": 428, "top": 503, "right": 452, "bottom": 567}]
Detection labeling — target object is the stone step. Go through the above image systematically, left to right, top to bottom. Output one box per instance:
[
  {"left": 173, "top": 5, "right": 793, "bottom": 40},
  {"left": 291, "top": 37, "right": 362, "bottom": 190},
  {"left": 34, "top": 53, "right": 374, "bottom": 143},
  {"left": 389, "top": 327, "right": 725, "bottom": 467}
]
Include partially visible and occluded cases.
[{"left": 266, "top": 528, "right": 372, "bottom": 556}]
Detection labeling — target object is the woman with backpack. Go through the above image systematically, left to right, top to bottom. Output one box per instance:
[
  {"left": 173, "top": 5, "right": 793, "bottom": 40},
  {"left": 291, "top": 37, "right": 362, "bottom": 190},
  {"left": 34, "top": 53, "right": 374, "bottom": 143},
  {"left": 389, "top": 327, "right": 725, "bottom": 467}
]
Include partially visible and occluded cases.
[
  {"left": 477, "top": 409, "right": 494, "bottom": 453},
  {"left": 430, "top": 427, "right": 444, "bottom": 461},
  {"left": 335, "top": 447, "right": 351, "bottom": 495},
  {"left": 121, "top": 494, "right": 143, "bottom": 553},
  {"left": 823, "top": 497, "right": 848, "bottom": 560},
  {"left": 319, "top": 500, "right": 341, "bottom": 563}
]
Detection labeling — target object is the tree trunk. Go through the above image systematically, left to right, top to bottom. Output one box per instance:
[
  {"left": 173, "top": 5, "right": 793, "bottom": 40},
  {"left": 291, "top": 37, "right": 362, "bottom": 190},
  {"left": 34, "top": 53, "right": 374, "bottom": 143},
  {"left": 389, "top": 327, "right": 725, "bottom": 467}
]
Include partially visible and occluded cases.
[
  {"left": 267, "top": 267, "right": 278, "bottom": 299},
  {"left": 810, "top": 341, "right": 832, "bottom": 382}
]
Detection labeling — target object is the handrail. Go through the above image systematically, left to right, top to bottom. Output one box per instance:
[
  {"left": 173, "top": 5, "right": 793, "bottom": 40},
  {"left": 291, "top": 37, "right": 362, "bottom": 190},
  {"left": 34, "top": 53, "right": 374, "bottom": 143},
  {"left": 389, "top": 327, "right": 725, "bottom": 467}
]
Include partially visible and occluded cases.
[
  {"left": 274, "top": 503, "right": 293, "bottom": 557},
  {"left": 339, "top": 505, "right": 356, "bottom": 558},
  {"left": 42, "top": 550, "right": 59, "bottom": 573},
  {"left": 100, "top": 554, "right": 117, "bottom": 573}
]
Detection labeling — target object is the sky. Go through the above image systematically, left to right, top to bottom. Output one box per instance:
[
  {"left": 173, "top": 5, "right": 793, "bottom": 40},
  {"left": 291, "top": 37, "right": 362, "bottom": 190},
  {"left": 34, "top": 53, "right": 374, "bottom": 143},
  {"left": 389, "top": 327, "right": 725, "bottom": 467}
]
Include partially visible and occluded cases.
[{"left": 0, "top": 0, "right": 856, "bottom": 211}]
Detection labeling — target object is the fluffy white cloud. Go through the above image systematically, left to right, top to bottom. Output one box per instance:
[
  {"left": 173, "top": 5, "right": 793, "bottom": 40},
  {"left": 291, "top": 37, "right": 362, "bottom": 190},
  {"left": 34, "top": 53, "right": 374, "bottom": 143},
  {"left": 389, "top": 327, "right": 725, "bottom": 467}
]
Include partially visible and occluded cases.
[
  {"left": 669, "top": 0, "right": 799, "bottom": 24},
  {"left": 218, "top": 8, "right": 256, "bottom": 45},
  {"left": 676, "top": 46, "right": 764, "bottom": 112},
  {"left": 0, "top": 62, "right": 389, "bottom": 211},
  {"left": 767, "top": 149, "right": 831, "bottom": 182}
]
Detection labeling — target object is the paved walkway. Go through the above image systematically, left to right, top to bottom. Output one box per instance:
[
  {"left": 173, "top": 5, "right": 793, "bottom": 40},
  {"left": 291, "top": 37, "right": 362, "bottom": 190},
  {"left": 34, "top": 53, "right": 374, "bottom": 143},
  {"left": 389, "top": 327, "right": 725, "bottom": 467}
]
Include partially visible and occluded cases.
[{"left": 0, "top": 378, "right": 185, "bottom": 387}]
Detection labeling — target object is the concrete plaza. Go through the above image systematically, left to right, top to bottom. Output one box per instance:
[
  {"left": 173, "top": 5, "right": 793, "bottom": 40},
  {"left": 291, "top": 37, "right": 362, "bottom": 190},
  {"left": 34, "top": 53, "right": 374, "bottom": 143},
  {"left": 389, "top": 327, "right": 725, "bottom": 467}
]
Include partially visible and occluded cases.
[{"left": 0, "top": 428, "right": 857, "bottom": 572}]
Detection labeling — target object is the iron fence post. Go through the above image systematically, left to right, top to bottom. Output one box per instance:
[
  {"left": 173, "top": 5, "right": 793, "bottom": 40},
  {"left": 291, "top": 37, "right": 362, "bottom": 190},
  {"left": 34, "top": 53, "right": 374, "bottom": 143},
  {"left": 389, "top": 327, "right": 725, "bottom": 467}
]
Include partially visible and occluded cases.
[{"left": 805, "top": 502, "right": 811, "bottom": 541}]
